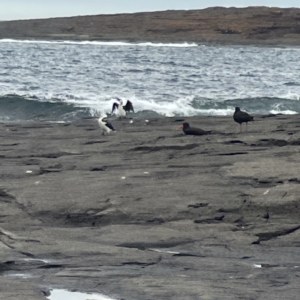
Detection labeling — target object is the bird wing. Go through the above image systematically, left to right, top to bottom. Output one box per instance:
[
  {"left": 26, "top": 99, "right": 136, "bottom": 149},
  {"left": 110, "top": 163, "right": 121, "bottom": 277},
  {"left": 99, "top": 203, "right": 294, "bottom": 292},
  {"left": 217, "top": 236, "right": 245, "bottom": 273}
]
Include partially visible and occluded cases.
[
  {"left": 123, "top": 100, "right": 134, "bottom": 112},
  {"left": 112, "top": 102, "right": 119, "bottom": 113},
  {"left": 240, "top": 111, "right": 254, "bottom": 121},
  {"left": 240, "top": 111, "right": 250, "bottom": 117},
  {"left": 105, "top": 121, "right": 115, "bottom": 131},
  {"left": 185, "top": 127, "right": 210, "bottom": 135}
]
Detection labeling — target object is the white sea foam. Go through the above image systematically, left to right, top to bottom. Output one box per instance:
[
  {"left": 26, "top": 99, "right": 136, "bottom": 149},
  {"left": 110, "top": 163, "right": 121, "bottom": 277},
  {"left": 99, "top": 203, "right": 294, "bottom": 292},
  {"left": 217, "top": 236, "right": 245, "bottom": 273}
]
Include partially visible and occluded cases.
[
  {"left": 0, "top": 38, "right": 197, "bottom": 47},
  {"left": 129, "top": 42, "right": 198, "bottom": 47},
  {"left": 282, "top": 91, "right": 300, "bottom": 100},
  {"left": 86, "top": 96, "right": 234, "bottom": 117},
  {"left": 269, "top": 109, "right": 298, "bottom": 115}
]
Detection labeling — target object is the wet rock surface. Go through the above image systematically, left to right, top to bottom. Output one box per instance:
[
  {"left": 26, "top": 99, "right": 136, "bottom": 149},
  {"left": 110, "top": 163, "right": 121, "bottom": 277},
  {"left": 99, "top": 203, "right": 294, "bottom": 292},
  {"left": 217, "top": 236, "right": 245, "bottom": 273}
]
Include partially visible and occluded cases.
[
  {"left": 2, "top": 7, "right": 300, "bottom": 45},
  {"left": 0, "top": 114, "right": 299, "bottom": 299}
]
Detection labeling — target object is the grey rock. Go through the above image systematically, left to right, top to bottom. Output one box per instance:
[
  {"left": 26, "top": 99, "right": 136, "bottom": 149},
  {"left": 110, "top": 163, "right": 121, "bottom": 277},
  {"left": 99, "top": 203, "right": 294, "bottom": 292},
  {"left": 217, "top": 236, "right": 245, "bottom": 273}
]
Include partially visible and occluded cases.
[{"left": 0, "top": 114, "right": 299, "bottom": 299}]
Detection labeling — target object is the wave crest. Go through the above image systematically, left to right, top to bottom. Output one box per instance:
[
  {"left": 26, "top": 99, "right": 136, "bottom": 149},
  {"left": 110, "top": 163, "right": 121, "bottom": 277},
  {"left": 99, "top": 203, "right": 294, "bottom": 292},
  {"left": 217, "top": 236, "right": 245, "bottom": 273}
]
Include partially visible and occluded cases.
[
  {"left": 0, "top": 39, "right": 198, "bottom": 47},
  {"left": 0, "top": 94, "right": 299, "bottom": 122}
]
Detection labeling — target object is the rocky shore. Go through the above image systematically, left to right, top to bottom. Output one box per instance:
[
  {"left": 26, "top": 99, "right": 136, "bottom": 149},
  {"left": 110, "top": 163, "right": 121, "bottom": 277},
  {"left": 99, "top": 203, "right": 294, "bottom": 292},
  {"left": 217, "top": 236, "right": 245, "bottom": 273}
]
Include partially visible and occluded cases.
[
  {"left": 1, "top": 6, "right": 300, "bottom": 45},
  {"left": 0, "top": 114, "right": 299, "bottom": 299}
]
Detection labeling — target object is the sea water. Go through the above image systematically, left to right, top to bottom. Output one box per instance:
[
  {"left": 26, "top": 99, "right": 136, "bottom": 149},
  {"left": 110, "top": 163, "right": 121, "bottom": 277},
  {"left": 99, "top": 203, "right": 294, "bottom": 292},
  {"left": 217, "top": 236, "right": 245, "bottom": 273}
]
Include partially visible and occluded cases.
[
  {"left": 1, "top": 39, "right": 300, "bottom": 122},
  {"left": 47, "top": 289, "right": 116, "bottom": 300}
]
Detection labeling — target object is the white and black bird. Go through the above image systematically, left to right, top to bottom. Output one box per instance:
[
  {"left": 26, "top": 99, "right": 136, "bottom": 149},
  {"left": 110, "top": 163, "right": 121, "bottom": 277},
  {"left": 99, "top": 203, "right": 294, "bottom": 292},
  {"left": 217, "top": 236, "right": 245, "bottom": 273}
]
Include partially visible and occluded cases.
[
  {"left": 112, "top": 98, "right": 134, "bottom": 117},
  {"left": 112, "top": 101, "right": 126, "bottom": 117},
  {"left": 97, "top": 115, "right": 116, "bottom": 135}
]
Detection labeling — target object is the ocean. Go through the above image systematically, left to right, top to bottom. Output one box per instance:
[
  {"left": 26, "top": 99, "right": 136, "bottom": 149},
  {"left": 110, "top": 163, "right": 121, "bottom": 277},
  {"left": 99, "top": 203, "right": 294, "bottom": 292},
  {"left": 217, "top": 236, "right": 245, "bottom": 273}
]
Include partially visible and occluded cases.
[{"left": 1, "top": 38, "right": 300, "bottom": 122}]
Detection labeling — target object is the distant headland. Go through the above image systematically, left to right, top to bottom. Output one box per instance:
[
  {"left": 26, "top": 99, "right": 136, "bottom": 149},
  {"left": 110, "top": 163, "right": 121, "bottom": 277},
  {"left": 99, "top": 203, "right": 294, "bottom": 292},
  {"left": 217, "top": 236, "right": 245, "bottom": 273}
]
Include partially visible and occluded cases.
[{"left": 1, "top": 6, "right": 300, "bottom": 45}]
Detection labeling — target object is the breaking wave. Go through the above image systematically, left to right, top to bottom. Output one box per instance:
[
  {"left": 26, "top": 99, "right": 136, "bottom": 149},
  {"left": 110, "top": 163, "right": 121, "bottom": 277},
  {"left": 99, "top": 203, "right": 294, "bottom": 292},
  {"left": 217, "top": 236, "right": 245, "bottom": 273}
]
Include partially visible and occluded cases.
[
  {"left": 0, "top": 39, "right": 198, "bottom": 47},
  {"left": 0, "top": 94, "right": 299, "bottom": 122}
]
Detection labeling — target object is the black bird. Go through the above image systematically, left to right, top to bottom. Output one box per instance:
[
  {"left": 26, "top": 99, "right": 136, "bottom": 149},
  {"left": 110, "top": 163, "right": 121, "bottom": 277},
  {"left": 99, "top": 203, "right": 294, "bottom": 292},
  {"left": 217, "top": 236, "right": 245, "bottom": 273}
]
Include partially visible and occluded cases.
[
  {"left": 123, "top": 100, "right": 134, "bottom": 113},
  {"left": 233, "top": 107, "right": 254, "bottom": 132},
  {"left": 177, "top": 122, "right": 211, "bottom": 136}
]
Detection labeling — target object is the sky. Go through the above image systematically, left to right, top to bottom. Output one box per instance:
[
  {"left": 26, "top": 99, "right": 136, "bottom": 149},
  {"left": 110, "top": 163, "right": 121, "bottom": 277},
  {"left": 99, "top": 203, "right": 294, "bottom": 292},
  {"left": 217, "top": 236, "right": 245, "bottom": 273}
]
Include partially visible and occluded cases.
[{"left": 1, "top": 0, "right": 300, "bottom": 21}]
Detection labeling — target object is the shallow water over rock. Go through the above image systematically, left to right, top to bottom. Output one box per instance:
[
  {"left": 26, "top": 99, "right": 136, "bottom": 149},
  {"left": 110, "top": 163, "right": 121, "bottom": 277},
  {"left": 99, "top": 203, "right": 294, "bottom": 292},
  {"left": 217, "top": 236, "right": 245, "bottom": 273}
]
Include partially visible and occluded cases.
[{"left": 47, "top": 289, "right": 116, "bottom": 300}]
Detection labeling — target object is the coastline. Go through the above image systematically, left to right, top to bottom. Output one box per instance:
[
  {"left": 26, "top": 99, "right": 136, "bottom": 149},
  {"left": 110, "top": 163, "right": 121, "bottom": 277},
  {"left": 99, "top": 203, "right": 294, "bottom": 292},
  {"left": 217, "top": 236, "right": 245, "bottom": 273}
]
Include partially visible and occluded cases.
[
  {"left": 1, "top": 7, "right": 300, "bottom": 46},
  {"left": 0, "top": 114, "right": 299, "bottom": 299}
]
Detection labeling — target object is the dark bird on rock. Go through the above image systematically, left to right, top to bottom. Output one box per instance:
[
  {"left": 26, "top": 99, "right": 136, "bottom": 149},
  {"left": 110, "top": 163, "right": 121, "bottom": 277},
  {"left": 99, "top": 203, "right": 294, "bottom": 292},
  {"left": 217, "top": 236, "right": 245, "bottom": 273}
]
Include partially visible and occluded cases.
[
  {"left": 123, "top": 100, "right": 134, "bottom": 113},
  {"left": 233, "top": 107, "right": 254, "bottom": 132},
  {"left": 98, "top": 115, "right": 116, "bottom": 135},
  {"left": 177, "top": 122, "right": 211, "bottom": 136}
]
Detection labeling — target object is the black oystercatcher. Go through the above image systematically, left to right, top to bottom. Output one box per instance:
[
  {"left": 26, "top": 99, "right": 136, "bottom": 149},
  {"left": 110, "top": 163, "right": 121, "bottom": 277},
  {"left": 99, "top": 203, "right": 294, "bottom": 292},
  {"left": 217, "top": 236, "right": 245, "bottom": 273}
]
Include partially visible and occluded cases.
[
  {"left": 123, "top": 100, "right": 134, "bottom": 113},
  {"left": 233, "top": 107, "right": 254, "bottom": 132},
  {"left": 98, "top": 115, "right": 116, "bottom": 135},
  {"left": 177, "top": 122, "right": 211, "bottom": 136}
]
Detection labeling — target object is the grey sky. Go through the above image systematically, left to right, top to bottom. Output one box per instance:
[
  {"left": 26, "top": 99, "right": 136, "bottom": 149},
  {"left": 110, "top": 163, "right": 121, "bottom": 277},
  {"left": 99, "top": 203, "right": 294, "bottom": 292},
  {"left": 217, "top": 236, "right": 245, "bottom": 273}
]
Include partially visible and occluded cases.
[{"left": 1, "top": 0, "right": 300, "bottom": 21}]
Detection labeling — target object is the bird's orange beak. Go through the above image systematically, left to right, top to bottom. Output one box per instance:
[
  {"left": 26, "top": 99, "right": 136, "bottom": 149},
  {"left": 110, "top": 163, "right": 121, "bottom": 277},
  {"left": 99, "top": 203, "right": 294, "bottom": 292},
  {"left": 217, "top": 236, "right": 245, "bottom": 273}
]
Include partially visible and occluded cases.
[{"left": 177, "top": 124, "right": 183, "bottom": 130}]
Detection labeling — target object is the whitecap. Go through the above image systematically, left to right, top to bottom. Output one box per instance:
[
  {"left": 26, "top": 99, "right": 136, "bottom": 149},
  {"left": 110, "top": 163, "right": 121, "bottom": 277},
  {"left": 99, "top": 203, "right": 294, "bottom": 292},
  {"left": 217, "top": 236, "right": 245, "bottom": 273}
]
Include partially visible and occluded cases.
[
  {"left": 0, "top": 39, "right": 198, "bottom": 48},
  {"left": 269, "top": 109, "right": 297, "bottom": 115}
]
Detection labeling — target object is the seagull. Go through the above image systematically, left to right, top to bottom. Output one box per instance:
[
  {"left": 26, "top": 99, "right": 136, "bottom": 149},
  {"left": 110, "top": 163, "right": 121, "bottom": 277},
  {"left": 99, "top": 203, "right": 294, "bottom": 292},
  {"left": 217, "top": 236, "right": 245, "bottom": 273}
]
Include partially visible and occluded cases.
[
  {"left": 112, "top": 98, "right": 134, "bottom": 117},
  {"left": 112, "top": 98, "right": 126, "bottom": 117},
  {"left": 233, "top": 107, "right": 254, "bottom": 132},
  {"left": 97, "top": 114, "right": 115, "bottom": 135},
  {"left": 177, "top": 122, "right": 211, "bottom": 136}
]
